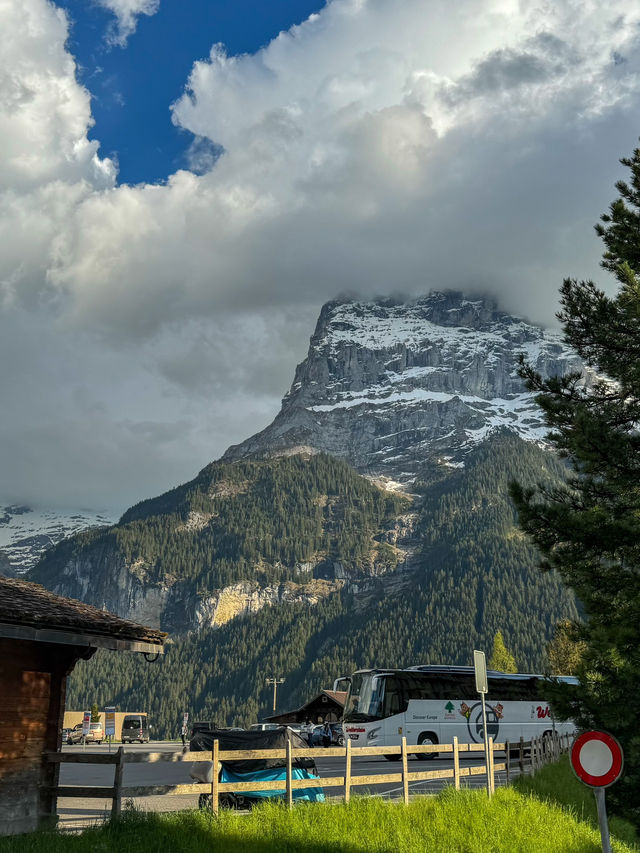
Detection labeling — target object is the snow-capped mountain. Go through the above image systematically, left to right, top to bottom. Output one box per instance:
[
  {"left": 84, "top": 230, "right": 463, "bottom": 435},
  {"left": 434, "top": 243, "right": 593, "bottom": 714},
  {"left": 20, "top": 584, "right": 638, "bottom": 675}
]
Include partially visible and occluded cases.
[
  {"left": 225, "top": 292, "right": 585, "bottom": 481},
  {"left": 0, "top": 504, "right": 114, "bottom": 575}
]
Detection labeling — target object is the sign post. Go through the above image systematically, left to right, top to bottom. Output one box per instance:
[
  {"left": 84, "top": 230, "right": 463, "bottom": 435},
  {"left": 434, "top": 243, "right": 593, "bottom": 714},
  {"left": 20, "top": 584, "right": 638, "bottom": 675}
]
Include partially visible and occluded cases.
[
  {"left": 473, "top": 649, "right": 491, "bottom": 797},
  {"left": 105, "top": 706, "right": 116, "bottom": 753},
  {"left": 81, "top": 710, "right": 91, "bottom": 752},
  {"left": 570, "top": 731, "right": 624, "bottom": 853}
]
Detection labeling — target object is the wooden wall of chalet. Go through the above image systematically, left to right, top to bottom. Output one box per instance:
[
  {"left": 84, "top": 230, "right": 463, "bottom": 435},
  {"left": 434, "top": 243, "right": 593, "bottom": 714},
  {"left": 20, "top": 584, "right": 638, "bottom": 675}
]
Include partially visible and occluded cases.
[{"left": 0, "top": 639, "right": 79, "bottom": 835}]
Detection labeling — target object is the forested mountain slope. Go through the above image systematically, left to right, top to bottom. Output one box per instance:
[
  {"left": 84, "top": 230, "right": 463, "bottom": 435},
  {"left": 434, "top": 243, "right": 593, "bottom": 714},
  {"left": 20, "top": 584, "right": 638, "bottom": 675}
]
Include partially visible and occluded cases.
[
  {"left": 66, "top": 433, "right": 577, "bottom": 736},
  {"left": 30, "top": 454, "right": 409, "bottom": 632}
]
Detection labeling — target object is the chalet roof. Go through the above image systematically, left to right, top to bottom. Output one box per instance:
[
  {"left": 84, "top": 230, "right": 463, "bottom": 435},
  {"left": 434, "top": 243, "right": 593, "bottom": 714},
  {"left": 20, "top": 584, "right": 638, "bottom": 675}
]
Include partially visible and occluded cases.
[
  {"left": 0, "top": 576, "right": 166, "bottom": 655},
  {"left": 265, "top": 689, "right": 348, "bottom": 722},
  {"left": 322, "top": 690, "right": 347, "bottom": 706}
]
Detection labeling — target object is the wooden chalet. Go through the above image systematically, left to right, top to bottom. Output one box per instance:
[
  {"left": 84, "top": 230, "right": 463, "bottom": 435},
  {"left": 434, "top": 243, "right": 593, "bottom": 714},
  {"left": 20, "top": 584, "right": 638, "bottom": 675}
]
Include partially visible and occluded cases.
[
  {"left": 0, "top": 576, "right": 166, "bottom": 836},
  {"left": 265, "top": 689, "right": 347, "bottom": 725}
]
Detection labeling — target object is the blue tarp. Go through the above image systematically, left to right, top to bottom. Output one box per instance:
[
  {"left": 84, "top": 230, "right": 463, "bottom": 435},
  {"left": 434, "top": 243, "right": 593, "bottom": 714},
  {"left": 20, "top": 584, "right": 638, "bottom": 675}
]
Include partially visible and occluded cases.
[{"left": 220, "top": 766, "right": 325, "bottom": 802}]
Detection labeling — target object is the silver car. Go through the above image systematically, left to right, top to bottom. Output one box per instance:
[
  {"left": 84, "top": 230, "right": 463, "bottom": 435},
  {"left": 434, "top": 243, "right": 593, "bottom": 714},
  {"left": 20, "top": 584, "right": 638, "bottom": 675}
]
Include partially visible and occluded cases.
[{"left": 67, "top": 722, "right": 104, "bottom": 744}]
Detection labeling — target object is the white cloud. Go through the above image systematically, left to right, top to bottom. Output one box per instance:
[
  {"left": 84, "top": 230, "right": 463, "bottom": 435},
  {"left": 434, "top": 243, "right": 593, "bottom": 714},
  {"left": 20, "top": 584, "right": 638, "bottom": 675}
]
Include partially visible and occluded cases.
[
  {"left": 2, "top": 0, "right": 640, "bottom": 509},
  {"left": 97, "top": 0, "right": 159, "bottom": 46}
]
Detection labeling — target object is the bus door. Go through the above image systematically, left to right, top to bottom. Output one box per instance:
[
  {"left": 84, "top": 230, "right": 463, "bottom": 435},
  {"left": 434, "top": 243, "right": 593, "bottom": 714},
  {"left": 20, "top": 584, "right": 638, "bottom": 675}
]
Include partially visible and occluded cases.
[{"left": 379, "top": 677, "right": 403, "bottom": 746}]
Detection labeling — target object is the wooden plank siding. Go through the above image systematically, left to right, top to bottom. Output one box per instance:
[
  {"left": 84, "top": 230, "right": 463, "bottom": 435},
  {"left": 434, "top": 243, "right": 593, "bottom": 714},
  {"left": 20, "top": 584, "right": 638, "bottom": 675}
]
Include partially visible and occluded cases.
[{"left": 0, "top": 639, "right": 81, "bottom": 836}]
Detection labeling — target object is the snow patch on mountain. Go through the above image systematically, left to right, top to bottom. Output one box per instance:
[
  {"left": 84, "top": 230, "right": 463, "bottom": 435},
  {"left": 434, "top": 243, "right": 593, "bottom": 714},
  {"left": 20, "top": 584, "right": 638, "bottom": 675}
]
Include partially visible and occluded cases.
[
  {"left": 224, "top": 292, "right": 587, "bottom": 481},
  {"left": 0, "top": 504, "right": 114, "bottom": 574}
]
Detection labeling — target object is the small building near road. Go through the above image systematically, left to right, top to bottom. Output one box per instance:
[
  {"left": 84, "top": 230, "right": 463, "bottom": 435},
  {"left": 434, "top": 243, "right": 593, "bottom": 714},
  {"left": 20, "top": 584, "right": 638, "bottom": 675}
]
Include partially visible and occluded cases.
[
  {"left": 0, "top": 576, "right": 166, "bottom": 836},
  {"left": 265, "top": 690, "right": 347, "bottom": 725}
]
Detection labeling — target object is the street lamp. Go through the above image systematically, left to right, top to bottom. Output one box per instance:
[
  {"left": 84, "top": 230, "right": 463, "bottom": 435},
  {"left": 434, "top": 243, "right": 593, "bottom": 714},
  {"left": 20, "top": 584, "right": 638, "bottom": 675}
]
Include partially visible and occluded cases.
[{"left": 266, "top": 677, "right": 285, "bottom": 712}]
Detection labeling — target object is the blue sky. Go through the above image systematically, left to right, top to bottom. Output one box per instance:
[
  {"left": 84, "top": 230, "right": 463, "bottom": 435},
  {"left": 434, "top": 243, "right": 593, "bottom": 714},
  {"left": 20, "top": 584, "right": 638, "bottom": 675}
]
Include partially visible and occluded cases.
[
  {"left": 2, "top": 0, "right": 640, "bottom": 510},
  {"left": 59, "top": 0, "right": 325, "bottom": 184}
]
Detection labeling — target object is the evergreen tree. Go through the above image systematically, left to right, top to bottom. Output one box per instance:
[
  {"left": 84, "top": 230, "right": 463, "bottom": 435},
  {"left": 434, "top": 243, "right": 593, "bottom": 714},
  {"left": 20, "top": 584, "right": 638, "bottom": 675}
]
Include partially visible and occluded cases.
[
  {"left": 511, "top": 142, "right": 640, "bottom": 825},
  {"left": 546, "top": 620, "right": 585, "bottom": 676},
  {"left": 488, "top": 631, "right": 517, "bottom": 673},
  {"left": 90, "top": 702, "right": 101, "bottom": 723}
]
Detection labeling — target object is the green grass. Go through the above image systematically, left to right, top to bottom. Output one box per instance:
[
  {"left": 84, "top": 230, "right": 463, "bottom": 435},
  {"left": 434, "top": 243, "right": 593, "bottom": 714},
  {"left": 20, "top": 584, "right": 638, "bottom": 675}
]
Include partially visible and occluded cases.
[
  {"left": 514, "top": 756, "right": 638, "bottom": 848},
  {"left": 1, "top": 777, "right": 638, "bottom": 853}
]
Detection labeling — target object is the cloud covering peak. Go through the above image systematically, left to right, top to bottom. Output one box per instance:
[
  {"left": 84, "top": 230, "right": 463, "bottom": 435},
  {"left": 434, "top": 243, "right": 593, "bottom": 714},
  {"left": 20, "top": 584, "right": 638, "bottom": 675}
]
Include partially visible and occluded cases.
[{"left": 1, "top": 0, "right": 640, "bottom": 509}]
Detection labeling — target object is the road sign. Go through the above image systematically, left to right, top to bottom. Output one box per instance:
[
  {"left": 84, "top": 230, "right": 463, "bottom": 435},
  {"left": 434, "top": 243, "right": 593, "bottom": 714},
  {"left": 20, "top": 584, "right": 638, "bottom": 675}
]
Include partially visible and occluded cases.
[
  {"left": 473, "top": 650, "right": 488, "bottom": 694},
  {"left": 473, "top": 650, "right": 490, "bottom": 797},
  {"left": 105, "top": 707, "right": 116, "bottom": 738},
  {"left": 81, "top": 710, "right": 91, "bottom": 736},
  {"left": 571, "top": 731, "right": 624, "bottom": 788},
  {"left": 571, "top": 731, "right": 624, "bottom": 853}
]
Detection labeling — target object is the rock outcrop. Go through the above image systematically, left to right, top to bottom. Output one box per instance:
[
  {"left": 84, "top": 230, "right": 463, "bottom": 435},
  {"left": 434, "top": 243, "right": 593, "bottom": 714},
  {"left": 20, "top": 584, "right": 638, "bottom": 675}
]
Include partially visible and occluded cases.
[{"left": 225, "top": 292, "right": 585, "bottom": 481}]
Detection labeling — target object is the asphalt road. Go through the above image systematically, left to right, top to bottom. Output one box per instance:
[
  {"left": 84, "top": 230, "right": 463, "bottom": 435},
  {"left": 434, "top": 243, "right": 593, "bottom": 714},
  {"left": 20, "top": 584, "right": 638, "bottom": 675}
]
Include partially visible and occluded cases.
[{"left": 57, "top": 741, "right": 518, "bottom": 830}]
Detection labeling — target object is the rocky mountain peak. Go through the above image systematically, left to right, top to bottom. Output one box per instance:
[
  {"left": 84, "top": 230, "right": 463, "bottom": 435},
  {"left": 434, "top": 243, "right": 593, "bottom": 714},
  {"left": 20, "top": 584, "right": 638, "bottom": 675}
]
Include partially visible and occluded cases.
[{"left": 224, "top": 291, "right": 584, "bottom": 481}]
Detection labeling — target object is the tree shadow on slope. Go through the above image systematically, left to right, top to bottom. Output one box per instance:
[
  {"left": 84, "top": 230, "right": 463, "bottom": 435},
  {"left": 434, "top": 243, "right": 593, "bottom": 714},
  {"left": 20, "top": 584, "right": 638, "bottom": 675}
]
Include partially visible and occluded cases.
[{"left": 0, "top": 811, "right": 398, "bottom": 853}]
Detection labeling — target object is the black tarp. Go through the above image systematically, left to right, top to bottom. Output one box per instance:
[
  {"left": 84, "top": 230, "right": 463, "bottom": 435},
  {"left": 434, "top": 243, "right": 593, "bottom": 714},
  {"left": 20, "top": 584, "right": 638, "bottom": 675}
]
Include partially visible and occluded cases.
[{"left": 189, "top": 726, "right": 316, "bottom": 774}]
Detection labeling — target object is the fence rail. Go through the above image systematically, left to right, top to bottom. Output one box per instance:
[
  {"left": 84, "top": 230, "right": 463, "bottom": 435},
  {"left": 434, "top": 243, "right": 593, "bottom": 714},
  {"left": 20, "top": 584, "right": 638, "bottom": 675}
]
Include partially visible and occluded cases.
[{"left": 46, "top": 732, "right": 572, "bottom": 818}]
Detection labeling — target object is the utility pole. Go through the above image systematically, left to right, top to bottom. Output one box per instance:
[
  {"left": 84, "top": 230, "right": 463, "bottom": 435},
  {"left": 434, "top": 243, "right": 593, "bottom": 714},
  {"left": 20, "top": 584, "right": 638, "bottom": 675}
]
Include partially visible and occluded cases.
[{"left": 266, "top": 677, "right": 285, "bottom": 712}]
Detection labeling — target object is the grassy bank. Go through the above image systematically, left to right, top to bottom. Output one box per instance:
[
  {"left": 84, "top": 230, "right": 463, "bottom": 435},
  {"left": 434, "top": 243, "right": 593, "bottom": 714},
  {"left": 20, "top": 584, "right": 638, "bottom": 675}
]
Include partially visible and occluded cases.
[
  {"left": 514, "top": 756, "right": 638, "bottom": 847},
  {"left": 2, "top": 775, "right": 638, "bottom": 853}
]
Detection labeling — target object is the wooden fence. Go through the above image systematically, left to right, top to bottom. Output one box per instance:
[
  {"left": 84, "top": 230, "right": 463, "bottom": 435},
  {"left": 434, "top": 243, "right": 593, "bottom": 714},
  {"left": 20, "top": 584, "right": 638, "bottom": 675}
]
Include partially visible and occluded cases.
[{"left": 46, "top": 732, "right": 572, "bottom": 818}]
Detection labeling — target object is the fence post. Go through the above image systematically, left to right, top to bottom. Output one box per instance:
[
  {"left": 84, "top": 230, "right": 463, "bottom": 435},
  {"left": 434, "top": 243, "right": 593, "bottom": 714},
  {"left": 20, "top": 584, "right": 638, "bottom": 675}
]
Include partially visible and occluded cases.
[
  {"left": 286, "top": 733, "right": 293, "bottom": 809},
  {"left": 401, "top": 736, "right": 409, "bottom": 805},
  {"left": 453, "top": 736, "right": 460, "bottom": 791},
  {"left": 519, "top": 736, "right": 524, "bottom": 774},
  {"left": 344, "top": 737, "right": 352, "bottom": 804},
  {"left": 488, "top": 737, "right": 495, "bottom": 795},
  {"left": 531, "top": 737, "right": 536, "bottom": 772},
  {"left": 211, "top": 739, "right": 219, "bottom": 816},
  {"left": 505, "top": 740, "right": 510, "bottom": 785},
  {"left": 111, "top": 747, "right": 124, "bottom": 819}
]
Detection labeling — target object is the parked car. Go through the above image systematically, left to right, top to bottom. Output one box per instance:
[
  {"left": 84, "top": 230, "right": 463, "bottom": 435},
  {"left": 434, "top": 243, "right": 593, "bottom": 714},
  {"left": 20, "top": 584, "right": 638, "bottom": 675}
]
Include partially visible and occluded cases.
[
  {"left": 121, "top": 714, "right": 150, "bottom": 743},
  {"left": 67, "top": 722, "right": 104, "bottom": 744},
  {"left": 249, "top": 723, "right": 280, "bottom": 732},
  {"left": 190, "top": 726, "right": 324, "bottom": 810}
]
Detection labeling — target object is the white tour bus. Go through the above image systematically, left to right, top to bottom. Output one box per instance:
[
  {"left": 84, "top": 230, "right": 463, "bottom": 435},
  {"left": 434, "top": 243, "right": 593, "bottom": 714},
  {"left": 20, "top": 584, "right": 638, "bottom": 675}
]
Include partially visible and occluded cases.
[{"left": 342, "top": 665, "right": 577, "bottom": 759}]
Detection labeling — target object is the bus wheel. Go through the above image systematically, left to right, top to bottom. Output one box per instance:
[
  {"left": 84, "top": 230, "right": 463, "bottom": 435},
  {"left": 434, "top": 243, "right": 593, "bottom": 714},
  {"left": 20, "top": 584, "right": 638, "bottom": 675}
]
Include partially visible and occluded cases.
[
  {"left": 416, "top": 732, "right": 438, "bottom": 759},
  {"left": 384, "top": 754, "right": 401, "bottom": 761}
]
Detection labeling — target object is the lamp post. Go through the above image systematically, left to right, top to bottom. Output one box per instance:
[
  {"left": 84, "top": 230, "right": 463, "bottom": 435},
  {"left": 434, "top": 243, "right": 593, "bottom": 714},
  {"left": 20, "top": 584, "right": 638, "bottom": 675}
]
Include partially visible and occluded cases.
[{"left": 266, "top": 677, "right": 285, "bottom": 712}]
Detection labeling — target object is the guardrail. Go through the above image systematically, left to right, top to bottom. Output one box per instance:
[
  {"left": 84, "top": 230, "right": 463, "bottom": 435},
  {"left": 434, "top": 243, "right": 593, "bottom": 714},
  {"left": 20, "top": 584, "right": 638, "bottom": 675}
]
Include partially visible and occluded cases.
[{"left": 46, "top": 731, "right": 571, "bottom": 818}]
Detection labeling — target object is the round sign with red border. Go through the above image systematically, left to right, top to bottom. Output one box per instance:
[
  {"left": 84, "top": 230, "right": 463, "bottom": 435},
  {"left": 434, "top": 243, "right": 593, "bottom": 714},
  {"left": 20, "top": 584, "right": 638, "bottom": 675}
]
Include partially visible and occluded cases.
[{"left": 570, "top": 731, "right": 623, "bottom": 788}]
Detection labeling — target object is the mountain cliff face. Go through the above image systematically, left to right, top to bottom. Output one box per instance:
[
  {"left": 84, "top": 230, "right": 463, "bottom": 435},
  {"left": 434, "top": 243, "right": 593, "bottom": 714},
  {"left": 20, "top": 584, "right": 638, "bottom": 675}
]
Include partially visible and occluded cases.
[{"left": 225, "top": 292, "right": 584, "bottom": 480}]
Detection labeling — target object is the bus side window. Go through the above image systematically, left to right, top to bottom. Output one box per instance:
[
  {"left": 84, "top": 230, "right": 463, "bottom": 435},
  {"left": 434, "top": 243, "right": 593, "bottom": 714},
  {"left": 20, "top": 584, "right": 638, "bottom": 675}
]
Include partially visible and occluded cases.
[{"left": 382, "top": 678, "right": 403, "bottom": 717}]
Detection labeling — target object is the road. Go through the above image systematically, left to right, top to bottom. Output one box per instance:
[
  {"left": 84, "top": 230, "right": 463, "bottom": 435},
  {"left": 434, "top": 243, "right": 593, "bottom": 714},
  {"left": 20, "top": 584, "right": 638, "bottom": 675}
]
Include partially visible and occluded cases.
[{"left": 57, "top": 741, "right": 519, "bottom": 830}]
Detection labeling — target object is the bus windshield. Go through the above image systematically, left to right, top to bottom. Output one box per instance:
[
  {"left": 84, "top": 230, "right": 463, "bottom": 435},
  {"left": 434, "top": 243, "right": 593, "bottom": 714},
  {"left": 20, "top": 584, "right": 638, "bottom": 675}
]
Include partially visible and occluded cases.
[{"left": 344, "top": 673, "right": 386, "bottom": 722}]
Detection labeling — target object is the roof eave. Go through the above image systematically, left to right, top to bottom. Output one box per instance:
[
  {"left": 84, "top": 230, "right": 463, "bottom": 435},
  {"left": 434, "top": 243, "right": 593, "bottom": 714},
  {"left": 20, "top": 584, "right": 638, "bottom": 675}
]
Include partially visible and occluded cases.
[{"left": 0, "top": 622, "right": 164, "bottom": 656}]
